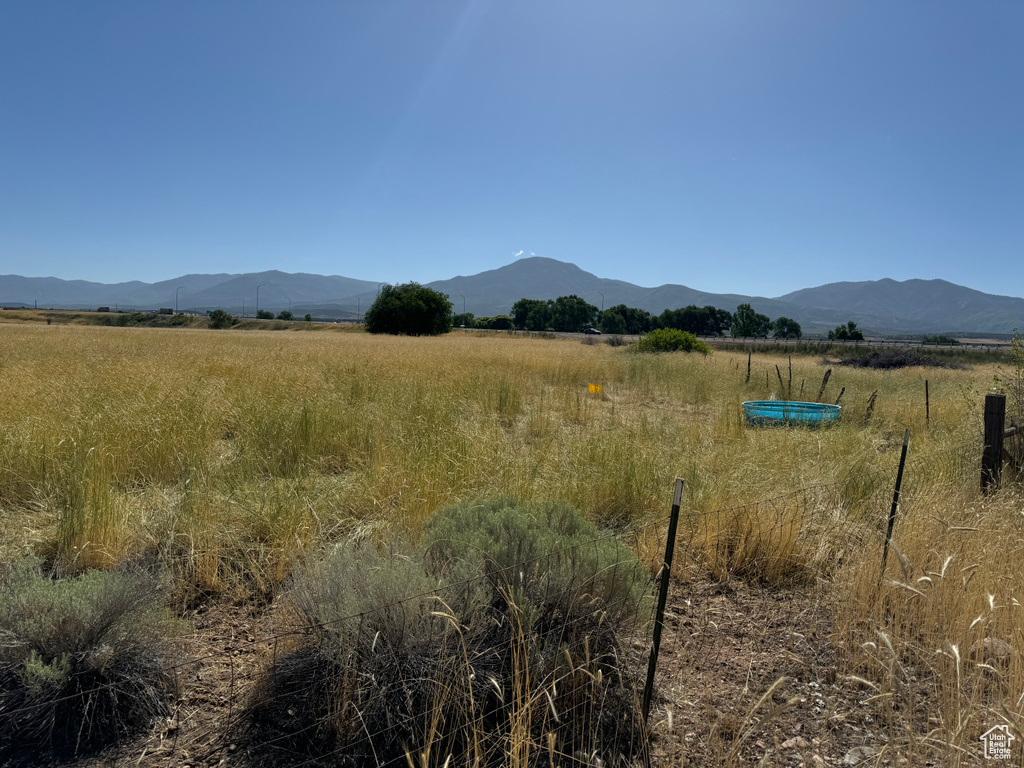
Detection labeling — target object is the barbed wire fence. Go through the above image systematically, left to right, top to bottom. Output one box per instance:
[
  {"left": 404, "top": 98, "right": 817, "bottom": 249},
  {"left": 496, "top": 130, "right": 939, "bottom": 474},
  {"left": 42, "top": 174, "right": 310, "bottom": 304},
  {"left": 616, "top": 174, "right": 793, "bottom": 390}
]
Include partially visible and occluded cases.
[{"left": 0, "top": 433, "right": 994, "bottom": 768}]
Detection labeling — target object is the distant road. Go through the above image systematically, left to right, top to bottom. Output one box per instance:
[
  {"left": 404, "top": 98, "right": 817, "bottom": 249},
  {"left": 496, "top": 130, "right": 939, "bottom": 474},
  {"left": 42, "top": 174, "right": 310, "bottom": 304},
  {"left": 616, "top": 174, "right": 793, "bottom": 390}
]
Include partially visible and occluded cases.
[
  {"left": 458, "top": 328, "right": 1013, "bottom": 352},
  {"left": 700, "top": 336, "right": 1012, "bottom": 351}
]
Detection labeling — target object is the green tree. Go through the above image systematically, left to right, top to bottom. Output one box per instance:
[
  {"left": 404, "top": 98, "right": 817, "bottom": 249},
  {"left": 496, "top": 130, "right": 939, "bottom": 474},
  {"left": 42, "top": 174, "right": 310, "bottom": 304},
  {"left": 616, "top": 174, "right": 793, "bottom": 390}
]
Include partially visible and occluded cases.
[
  {"left": 364, "top": 283, "right": 453, "bottom": 336},
  {"left": 550, "top": 295, "right": 599, "bottom": 333},
  {"left": 511, "top": 298, "right": 552, "bottom": 330},
  {"left": 731, "top": 303, "right": 771, "bottom": 337},
  {"left": 601, "top": 304, "right": 652, "bottom": 334},
  {"left": 525, "top": 305, "right": 551, "bottom": 331},
  {"left": 657, "top": 305, "right": 717, "bottom": 335},
  {"left": 710, "top": 307, "right": 733, "bottom": 335},
  {"left": 208, "top": 309, "right": 234, "bottom": 329},
  {"left": 256, "top": 309, "right": 274, "bottom": 320},
  {"left": 277, "top": 310, "right": 294, "bottom": 321},
  {"left": 599, "top": 310, "right": 627, "bottom": 335},
  {"left": 453, "top": 312, "right": 475, "bottom": 328},
  {"left": 304, "top": 313, "right": 312, "bottom": 322},
  {"left": 771, "top": 317, "right": 802, "bottom": 339},
  {"left": 828, "top": 321, "right": 864, "bottom": 341}
]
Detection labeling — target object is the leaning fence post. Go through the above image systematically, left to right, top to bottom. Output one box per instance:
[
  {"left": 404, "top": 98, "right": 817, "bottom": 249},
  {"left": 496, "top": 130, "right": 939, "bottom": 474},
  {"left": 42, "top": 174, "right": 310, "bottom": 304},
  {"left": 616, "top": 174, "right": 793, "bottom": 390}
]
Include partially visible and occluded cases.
[
  {"left": 816, "top": 368, "right": 832, "bottom": 402},
  {"left": 982, "top": 393, "right": 1006, "bottom": 494},
  {"left": 880, "top": 429, "right": 910, "bottom": 576},
  {"left": 642, "top": 477, "right": 684, "bottom": 724}
]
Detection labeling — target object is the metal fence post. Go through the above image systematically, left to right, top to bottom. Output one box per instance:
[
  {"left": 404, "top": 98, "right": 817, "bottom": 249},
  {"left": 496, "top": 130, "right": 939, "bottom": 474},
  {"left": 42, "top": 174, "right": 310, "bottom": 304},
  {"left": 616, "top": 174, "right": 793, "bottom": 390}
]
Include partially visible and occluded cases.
[
  {"left": 881, "top": 429, "right": 910, "bottom": 576},
  {"left": 642, "top": 477, "right": 684, "bottom": 723}
]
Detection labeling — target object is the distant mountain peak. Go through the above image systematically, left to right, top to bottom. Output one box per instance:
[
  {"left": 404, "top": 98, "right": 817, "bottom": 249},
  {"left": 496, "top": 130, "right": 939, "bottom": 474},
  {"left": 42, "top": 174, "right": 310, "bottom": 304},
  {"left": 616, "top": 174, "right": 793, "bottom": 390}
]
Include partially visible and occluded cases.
[{"left": 0, "top": 258, "right": 1021, "bottom": 334}]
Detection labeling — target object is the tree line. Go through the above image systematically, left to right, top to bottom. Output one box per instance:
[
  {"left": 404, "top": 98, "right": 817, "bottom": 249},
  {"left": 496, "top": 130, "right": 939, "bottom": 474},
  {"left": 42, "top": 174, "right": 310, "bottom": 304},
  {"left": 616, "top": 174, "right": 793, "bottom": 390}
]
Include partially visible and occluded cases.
[
  {"left": 196, "top": 283, "right": 870, "bottom": 340},
  {"left": 349, "top": 283, "right": 868, "bottom": 341},
  {"left": 454, "top": 297, "right": 805, "bottom": 339}
]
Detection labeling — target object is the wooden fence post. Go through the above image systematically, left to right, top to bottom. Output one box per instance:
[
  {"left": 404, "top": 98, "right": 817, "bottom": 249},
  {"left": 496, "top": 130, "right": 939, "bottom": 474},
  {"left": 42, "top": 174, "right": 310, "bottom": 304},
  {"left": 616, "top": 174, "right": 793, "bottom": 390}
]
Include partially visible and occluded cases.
[
  {"left": 816, "top": 369, "right": 832, "bottom": 402},
  {"left": 982, "top": 393, "right": 1006, "bottom": 494}
]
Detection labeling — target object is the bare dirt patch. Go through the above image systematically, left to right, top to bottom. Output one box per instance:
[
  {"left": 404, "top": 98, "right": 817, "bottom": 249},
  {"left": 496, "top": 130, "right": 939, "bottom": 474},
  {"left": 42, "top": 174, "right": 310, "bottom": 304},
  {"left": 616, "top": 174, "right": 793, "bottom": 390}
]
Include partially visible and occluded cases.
[{"left": 649, "top": 578, "right": 886, "bottom": 768}]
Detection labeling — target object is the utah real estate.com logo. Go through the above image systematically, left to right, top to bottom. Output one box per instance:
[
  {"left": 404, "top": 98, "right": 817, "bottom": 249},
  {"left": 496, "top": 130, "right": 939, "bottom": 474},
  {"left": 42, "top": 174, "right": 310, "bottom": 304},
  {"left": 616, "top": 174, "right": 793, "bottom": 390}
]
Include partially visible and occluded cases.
[{"left": 980, "top": 725, "right": 1014, "bottom": 760}]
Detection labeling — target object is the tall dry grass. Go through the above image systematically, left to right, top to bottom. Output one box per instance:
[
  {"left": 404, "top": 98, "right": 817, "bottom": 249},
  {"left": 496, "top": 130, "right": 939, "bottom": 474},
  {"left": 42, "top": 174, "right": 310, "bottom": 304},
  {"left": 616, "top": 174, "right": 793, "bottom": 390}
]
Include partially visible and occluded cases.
[
  {"left": 0, "top": 322, "right": 1020, "bottom": 764},
  {"left": 0, "top": 323, "right": 990, "bottom": 584}
]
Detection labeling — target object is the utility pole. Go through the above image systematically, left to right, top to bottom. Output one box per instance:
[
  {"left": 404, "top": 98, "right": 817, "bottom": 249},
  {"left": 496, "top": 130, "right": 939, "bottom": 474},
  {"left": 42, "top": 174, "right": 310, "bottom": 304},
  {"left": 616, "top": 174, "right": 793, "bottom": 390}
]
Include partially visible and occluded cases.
[{"left": 457, "top": 294, "right": 466, "bottom": 314}]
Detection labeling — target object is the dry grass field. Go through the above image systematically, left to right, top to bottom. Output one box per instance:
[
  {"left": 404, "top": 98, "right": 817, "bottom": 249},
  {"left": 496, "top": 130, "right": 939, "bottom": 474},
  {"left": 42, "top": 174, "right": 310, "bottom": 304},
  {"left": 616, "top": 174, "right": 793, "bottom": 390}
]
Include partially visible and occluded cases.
[{"left": 0, "top": 322, "right": 1020, "bottom": 767}]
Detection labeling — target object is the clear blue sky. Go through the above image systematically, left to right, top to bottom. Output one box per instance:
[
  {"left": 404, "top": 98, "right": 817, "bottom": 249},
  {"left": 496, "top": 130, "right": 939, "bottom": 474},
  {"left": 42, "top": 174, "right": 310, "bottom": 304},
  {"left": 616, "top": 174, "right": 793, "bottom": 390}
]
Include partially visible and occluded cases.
[{"left": 2, "top": 2, "right": 1021, "bottom": 297}]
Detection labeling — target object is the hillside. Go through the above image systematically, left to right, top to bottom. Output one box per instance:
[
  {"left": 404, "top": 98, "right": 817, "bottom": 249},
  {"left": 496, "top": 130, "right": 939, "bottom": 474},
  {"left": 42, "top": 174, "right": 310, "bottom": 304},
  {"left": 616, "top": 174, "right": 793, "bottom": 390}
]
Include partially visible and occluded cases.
[
  {"left": 2, "top": 258, "right": 1022, "bottom": 334},
  {"left": 778, "top": 278, "right": 1024, "bottom": 335}
]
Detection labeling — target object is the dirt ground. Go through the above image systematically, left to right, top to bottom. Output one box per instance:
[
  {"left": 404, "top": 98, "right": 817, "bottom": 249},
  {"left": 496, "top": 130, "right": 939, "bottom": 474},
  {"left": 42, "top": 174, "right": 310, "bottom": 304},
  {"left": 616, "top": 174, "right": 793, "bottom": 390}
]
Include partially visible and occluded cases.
[
  {"left": 31, "top": 577, "right": 949, "bottom": 768},
  {"left": 648, "top": 578, "right": 884, "bottom": 768}
]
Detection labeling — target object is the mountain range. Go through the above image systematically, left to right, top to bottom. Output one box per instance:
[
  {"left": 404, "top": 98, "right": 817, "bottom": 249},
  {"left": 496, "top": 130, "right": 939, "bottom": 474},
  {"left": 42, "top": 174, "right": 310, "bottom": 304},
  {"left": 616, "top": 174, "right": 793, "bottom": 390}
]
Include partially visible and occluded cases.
[{"left": 1, "top": 257, "right": 1022, "bottom": 335}]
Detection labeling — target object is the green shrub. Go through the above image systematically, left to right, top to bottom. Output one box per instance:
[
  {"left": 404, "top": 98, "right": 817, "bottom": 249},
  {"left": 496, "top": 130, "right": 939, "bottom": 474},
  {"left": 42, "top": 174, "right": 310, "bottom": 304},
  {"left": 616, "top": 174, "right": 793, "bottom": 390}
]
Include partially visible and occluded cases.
[
  {"left": 256, "top": 309, "right": 274, "bottom": 320},
  {"left": 634, "top": 327, "right": 711, "bottom": 354},
  {"left": 423, "top": 497, "right": 650, "bottom": 625},
  {"left": 246, "top": 499, "right": 651, "bottom": 766},
  {"left": 289, "top": 541, "right": 445, "bottom": 655},
  {"left": 247, "top": 542, "right": 469, "bottom": 765},
  {"left": 0, "top": 558, "right": 176, "bottom": 759}
]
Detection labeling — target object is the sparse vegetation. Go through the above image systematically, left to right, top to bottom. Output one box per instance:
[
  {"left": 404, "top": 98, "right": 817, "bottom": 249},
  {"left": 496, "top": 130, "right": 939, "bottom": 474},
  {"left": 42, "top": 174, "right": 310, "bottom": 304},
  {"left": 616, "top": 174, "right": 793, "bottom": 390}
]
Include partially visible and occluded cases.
[
  {"left": 922, "top": 333, "right": 959, "bottom": 345},
  {"left": 837, "top": 348, "right": 962, "bottom": 369}
]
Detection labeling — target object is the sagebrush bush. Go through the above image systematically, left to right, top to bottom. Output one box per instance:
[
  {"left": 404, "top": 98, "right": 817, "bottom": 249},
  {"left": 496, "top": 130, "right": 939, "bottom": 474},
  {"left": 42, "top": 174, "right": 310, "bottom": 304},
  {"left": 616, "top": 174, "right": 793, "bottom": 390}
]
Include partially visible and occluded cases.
[
  {"left": 634, "top": 328, "right": 711, "bottom": 354},
  {"left": 424, "top": 496, "right": 652, "bottom": 627},
  {"left": 246, "top": 499, "right": 652, "bottom": 767},
  {"left": 290, "top": 541, "right": 447, "bottom": 655},
  {"left": 0, "top": 558, "right": 176, "bottom": 761}
]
